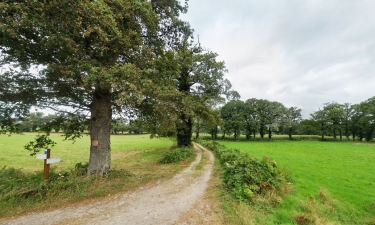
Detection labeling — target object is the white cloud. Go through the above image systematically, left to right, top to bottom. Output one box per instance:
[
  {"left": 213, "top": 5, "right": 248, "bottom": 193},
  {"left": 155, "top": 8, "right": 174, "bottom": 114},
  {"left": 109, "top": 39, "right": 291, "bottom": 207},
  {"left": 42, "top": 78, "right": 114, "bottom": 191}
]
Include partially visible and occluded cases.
[{"left": 181, "top": 0, "right": 375, "bottom": 118}]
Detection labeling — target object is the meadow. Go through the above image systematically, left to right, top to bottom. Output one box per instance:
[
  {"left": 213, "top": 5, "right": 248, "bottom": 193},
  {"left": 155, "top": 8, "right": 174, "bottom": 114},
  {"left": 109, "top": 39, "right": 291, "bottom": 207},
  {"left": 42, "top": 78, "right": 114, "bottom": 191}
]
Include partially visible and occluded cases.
[
  {"left": 0, "top": 133, "right": 173, "bottom": 172},
  {"left": 219, "top": 140, "right": 375, "bottom": 224}
]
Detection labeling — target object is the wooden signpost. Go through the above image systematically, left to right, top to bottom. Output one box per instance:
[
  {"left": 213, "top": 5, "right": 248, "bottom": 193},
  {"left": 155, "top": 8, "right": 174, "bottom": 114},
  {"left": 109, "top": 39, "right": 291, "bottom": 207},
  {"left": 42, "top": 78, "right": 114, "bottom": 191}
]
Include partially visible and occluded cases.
[{"left": 36, "top": 149, "right": 61, "bottom": 180}]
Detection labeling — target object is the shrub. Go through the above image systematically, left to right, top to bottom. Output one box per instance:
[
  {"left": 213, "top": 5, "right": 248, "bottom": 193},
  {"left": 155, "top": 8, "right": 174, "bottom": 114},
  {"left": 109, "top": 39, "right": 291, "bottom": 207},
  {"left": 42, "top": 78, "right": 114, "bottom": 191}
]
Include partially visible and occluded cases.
[
  {"left": 198, "top": 140, "right": 289, "bottom": 204},
  {"left": 158, "top": 147, "right": 193, "bottom": 164}
]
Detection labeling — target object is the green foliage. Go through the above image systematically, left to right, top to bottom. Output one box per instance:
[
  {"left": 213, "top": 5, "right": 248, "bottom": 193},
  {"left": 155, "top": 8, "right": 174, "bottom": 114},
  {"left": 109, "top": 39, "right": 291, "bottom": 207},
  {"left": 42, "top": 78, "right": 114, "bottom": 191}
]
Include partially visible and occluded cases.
[
  {"left": 0, "top": 0, "right": 189, "bottom": 175},
  {"left": 220, "top": 98, "right": 290, "bottom": 141},
  {"left": 220, "top": 100, "right": 247, "bottom": 140},
  {"left": 23, "top": 134, "right": 56, "bottom": 156},
  {"left": 198, "top": 140, "right": 289, "bottom": 205},
  {"left": 158, "top": 147, "right": 193, "bottom": 164}
]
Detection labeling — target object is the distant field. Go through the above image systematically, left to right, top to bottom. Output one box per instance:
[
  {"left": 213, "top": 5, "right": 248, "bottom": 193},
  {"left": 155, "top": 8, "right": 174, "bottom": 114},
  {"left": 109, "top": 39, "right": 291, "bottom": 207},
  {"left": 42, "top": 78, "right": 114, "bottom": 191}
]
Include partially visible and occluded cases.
[
  {"left": 0, "top": 133, "right": 174, "bottom": 172},
  {"left": 219, "top": 141, "right": 375, "bottom": 224}
]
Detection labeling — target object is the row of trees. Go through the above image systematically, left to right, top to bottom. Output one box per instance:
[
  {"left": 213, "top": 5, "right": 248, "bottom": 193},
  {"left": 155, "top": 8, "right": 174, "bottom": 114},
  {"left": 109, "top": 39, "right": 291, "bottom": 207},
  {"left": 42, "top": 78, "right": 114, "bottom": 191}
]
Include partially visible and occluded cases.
[
  {"left": 0, "top": 1, "right": 235, "bottom": 175},
  {"left": 16, "top": 95, "right": 375, "bottom": 143},
  {"left": 201, "top": 96, "right": 375, "bottom": 142},
  {"left": 304, "top": 97, "right": 375, "bottom": 141},
  {"left": 218, "top": 99, "right": 302, "bottom": 140},
  {"left": 17, "top": 112, "right": 144, "bottom": 134}
]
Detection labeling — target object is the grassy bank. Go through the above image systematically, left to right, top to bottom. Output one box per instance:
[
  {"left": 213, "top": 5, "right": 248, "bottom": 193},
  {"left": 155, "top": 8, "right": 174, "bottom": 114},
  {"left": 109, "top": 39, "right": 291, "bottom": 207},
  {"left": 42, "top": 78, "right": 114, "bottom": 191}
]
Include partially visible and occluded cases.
[{"left": 218, "top": 141, "right": 375, "bottom": 224}]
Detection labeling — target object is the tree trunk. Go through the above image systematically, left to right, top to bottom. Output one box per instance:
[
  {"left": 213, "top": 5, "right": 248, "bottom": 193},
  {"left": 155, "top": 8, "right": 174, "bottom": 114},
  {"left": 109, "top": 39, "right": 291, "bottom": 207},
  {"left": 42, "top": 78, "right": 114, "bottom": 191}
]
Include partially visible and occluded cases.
[
  {"left": 88, "top": 89, "right": 112, "bottom": 176},
  {"left": 176, "top": 112, "right": 192, "bottom": 147},
  {"left": 195, "top": 119, "right": 200, "bottom": 140},
  {"left": 345, "top": 122, "right": 349, "bottom": 141},
  {"left": 260, "top": 126, "right": 265, "bottom": 140},
  {"left": 211, "top": 127, "right": 218, "bottom": 140},
  {"left": 268, "top": 127, "right": 272, "bottom": 141},
  {"left": 288, "top": 127, "right": 292, "bottom": 140},
  {"left": 366, "top": 127, "right": 374, "bottom": 141},
  {"left": 333, "top": 128, "right": 337, "bottom": 140},
  {"left": 339, "top": 129, "right": 342, "bottom": 141}
]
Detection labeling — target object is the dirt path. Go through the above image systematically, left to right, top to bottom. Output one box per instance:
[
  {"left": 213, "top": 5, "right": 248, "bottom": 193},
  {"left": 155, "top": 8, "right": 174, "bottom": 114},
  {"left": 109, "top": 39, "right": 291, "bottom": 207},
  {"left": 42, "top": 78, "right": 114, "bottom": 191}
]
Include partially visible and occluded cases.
[{"left": 2, "top": 143, "right": 218, "bottom": 225}]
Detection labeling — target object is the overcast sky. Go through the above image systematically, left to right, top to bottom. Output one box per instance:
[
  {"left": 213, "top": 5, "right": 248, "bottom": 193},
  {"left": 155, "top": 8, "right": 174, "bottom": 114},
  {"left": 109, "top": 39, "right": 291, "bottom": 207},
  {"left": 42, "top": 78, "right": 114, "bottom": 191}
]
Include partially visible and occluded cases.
[{"left": 181, "top": 0, "right": 375, "bottom": 118}]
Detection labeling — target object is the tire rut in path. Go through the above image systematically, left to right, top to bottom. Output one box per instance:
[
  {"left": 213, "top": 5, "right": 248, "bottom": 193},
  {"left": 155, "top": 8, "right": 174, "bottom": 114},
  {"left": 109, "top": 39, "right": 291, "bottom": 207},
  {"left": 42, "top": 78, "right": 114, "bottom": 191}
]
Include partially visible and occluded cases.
[{"left": 2, "top": 143, "right": 214, "bottom": 225}]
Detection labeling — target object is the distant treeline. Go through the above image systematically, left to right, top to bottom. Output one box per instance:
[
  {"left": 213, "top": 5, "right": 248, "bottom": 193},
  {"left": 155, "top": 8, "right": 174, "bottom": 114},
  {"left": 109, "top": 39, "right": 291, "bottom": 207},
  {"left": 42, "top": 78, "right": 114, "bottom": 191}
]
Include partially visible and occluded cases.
[
  {"left": 16, "top": 96, "right": 375, "bottom": 142},
  {"left": 197, "top": 96, "right": 375, "bottom": 142},
  {"left": 17, "top": 113, "right": 144, "bottom": 135}
]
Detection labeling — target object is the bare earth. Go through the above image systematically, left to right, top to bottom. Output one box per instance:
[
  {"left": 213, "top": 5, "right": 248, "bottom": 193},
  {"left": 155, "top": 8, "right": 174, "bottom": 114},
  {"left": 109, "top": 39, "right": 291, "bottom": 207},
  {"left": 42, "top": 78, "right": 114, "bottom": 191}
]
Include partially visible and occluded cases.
[{"left": 1, "top": 143, "right": 223, "bottom": 225}]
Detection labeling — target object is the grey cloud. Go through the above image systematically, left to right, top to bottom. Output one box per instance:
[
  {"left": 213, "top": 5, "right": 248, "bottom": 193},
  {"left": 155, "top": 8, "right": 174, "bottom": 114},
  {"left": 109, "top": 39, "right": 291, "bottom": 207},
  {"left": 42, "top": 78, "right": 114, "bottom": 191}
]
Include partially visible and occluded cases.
[{"left": 182, "top": 0, "right": 375, "bottom": 117}]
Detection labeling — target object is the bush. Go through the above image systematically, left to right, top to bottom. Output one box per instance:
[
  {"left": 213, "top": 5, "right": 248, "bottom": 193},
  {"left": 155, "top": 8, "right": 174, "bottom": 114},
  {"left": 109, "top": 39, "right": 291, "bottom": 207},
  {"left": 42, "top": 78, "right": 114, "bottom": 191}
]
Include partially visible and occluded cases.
[
  {"left": 198, "top": 140, "right": 289, "bottom": 204},
  {"left": 158, "top": 147, "right": 193, "bottom": 164}
]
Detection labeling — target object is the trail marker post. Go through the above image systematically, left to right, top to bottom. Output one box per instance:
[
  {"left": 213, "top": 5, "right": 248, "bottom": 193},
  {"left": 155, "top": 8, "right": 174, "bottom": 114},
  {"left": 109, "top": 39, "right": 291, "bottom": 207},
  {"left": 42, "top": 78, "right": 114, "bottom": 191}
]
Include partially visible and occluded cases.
[{"left": 36, "top": 149, "right": 61, "bottom": 180}]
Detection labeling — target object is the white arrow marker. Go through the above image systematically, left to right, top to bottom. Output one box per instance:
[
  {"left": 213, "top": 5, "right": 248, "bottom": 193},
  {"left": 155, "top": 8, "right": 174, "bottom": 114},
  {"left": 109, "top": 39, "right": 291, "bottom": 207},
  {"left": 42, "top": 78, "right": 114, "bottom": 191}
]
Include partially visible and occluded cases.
[{"left": 47, "top": 158, "right": 61, "bottom": 164}]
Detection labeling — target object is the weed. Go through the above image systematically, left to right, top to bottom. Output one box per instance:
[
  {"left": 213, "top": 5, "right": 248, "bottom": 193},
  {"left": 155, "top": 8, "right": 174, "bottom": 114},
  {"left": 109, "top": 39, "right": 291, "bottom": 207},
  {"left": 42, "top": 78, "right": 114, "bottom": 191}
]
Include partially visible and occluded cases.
[
  {"left": 74, "top": 162, "right": 89, "bottom": 176},
  {"left": 294, "top": 215, "right": 312, "bottom": 225}
]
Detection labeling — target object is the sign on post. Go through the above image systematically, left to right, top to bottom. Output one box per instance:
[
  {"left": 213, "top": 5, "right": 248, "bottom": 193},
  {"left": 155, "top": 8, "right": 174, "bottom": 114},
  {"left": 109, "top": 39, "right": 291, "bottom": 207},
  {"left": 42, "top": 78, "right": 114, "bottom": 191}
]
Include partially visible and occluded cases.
[
  {"left": 36, "top": 149, "right": 61, "bottom": 180},
  {"left": 36, "top": 154, "right": 47, "bottom": 160},
  {"left": 47, "top": 158, "right": 61, "bottom": 164}
]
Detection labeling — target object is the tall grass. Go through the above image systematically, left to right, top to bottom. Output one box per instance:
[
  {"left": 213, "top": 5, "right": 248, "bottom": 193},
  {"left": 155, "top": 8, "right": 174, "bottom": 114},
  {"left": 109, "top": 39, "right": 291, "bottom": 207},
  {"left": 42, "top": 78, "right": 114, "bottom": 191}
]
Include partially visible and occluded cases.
[{"left": 219, "top": 141, "right": 375, "bottom": 224}]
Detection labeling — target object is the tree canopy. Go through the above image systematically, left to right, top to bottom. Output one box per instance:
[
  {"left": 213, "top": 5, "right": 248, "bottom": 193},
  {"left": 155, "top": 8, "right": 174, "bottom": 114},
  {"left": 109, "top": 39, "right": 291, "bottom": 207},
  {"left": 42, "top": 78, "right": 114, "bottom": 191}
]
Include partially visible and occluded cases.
[{"left": 0, "top": 0, "right": 188, "bottom": 175}]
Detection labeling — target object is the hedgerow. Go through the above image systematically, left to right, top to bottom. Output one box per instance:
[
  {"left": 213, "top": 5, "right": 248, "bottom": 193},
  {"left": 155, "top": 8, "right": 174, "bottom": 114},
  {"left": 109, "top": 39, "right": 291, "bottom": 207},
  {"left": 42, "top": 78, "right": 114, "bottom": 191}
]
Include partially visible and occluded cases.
[{"left": 197, "top": 140, "right": 290, "bottom": 205}]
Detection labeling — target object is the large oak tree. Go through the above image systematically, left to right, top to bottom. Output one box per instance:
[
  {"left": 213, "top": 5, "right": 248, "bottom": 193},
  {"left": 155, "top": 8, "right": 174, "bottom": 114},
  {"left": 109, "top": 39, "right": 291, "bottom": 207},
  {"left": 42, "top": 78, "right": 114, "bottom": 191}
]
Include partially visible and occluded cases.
[
  {"left": 0, "top": 0, "right": 186, "bottom": 175},
  {"left": 166, "top": 32, "right": 231, "bottom": 147}
]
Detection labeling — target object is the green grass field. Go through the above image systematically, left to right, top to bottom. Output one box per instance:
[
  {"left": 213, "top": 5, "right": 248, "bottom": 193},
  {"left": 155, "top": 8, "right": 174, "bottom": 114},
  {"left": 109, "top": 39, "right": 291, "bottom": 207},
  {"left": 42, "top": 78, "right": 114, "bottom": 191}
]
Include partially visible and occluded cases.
[
  {"left": 0, "top": 133, "right": 174, "bottom": 172},
  {"left": 219, "top": 140, "right": 375, "bottom": 224}
]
